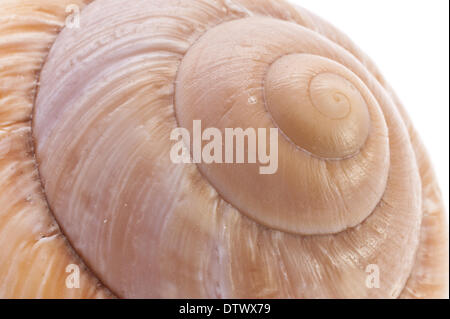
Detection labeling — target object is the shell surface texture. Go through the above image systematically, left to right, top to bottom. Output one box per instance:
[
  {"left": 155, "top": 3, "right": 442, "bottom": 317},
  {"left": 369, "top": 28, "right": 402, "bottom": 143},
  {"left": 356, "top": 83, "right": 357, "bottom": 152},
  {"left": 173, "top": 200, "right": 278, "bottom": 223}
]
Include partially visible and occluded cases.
[{"left": 0, "top": 0, "right": 448, "bottom": 299}]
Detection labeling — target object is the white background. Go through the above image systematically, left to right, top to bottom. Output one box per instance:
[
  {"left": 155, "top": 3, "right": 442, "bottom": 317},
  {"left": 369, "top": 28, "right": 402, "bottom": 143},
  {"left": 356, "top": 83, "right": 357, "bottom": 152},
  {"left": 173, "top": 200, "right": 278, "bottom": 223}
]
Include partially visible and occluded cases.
[{"left": 291, "top": 0, "right": 449, "bottom": 220}]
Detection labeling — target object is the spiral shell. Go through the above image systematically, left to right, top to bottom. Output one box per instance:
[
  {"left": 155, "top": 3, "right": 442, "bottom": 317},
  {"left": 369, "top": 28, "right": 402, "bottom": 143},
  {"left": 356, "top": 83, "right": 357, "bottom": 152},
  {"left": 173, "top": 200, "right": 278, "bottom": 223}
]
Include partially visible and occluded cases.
[{"left": 0, "top": 0, "right": 448, "bottom": 298}]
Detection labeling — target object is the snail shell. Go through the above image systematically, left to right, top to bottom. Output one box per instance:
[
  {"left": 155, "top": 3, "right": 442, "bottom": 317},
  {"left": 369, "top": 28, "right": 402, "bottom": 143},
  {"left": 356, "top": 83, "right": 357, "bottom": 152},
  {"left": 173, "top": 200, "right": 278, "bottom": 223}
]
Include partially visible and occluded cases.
[{"left": 0, "top": 0, "right": 448, "bottom": 298}]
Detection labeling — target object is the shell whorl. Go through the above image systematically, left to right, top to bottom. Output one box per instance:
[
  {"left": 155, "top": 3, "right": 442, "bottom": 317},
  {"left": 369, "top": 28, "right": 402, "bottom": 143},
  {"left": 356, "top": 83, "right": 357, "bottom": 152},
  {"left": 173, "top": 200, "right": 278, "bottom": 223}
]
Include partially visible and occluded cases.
[
  {"left": 0, "top": 0, "right": 446, "bottom": 299},
  {"left": 175, "top": 18, "right": 390, "bottom": 235}
]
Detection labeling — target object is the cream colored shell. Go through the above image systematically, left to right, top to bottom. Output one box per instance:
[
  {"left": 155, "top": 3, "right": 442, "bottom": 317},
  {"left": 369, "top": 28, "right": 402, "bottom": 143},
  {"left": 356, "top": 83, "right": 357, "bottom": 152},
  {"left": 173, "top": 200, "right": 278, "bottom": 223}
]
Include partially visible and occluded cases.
[{"left": 0, "top": 0, "right": 448, "bottom": 298}]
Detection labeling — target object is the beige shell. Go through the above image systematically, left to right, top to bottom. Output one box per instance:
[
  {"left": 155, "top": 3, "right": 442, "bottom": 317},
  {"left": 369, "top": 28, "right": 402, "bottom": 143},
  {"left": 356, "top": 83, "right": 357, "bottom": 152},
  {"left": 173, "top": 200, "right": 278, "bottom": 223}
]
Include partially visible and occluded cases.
[{"left": 0, "top": 0, "right": 448, "bottom": 298}]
